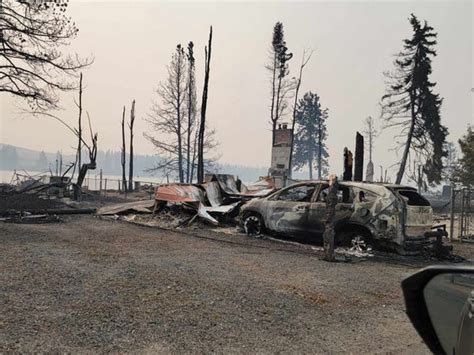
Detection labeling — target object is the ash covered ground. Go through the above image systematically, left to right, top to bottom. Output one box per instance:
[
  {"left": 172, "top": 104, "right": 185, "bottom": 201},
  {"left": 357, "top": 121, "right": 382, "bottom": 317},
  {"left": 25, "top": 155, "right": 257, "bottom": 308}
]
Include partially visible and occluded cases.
[{"left": 1, "top": 214, "right": 472, "bottom": 353}]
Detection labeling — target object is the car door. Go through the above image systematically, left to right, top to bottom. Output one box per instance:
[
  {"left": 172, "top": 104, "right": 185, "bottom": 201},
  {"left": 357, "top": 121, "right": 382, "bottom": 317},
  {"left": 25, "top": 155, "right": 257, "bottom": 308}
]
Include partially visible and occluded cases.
[
  {"left": 308, "top": 183, "right": 355, "bottom": 235},
  {"left": 264, "top": 184, "right": 318, "bottom": 235},
  {"left": 308, "top": 184, "right": 327, "bottom": 235}
]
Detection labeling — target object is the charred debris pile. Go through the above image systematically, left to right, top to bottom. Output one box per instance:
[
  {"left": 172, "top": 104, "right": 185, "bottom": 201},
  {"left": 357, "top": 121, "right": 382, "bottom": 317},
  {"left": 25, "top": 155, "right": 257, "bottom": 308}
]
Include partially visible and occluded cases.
[
  {"left": 0, "top": 171, "right": 95, "bottom": 223},
  {"left": 98, "top": 174, "right": 276, "bottom": 228}
]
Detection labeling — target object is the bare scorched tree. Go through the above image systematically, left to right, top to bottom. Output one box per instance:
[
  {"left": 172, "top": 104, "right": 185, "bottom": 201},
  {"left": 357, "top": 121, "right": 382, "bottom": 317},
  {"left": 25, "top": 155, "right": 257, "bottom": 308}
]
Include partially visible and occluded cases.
[
  {"left": 0, "top": 0, "right": 91, "bottom": 111},
  {"left": 145, "top": 43, "right": 218, "bottom": 182},
  {"left": 145, "top": 45, "right": 187, "bottom": 182},
  {"left": 36, "top": 74, "right": 98, "bottom": 199},
  {"left": 73, "top": 112, "right": 97, "bottom": 200}
]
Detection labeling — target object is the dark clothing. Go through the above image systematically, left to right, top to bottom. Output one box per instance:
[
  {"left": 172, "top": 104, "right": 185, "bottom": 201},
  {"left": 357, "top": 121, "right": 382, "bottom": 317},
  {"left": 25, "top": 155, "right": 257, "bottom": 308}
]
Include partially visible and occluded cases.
[{"left": 323, "top": 181, "right": 338, "bottom": 261}]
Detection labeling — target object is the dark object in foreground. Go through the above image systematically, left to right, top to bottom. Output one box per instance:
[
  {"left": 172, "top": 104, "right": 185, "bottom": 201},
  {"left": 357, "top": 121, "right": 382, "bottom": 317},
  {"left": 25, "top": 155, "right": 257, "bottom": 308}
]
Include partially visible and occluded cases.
[{"left": 402, "top": 266, "right": 474, "bottom": 355}]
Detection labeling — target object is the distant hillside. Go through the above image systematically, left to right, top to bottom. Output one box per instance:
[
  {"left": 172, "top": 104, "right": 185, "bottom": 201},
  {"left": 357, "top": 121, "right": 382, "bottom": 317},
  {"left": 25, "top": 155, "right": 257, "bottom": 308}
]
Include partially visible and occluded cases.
[
  {"left": 0, "top": 143, "right": 160, "bottom": 177},
  {"left": 0, "top": 144, "right": 308, "bottom": 181}
]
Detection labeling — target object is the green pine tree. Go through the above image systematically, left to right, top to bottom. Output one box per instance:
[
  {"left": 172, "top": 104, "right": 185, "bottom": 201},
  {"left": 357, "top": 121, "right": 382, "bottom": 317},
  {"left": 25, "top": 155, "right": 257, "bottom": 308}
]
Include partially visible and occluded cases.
[
  {"left": 382, "top": 14, "right": 448, "bottom": 185},
  {"left": 292, "top": 92, "right": 329, "bottom": 180},
  {"left": 457, "top": 125, "right": 474, "bottom": 186}
]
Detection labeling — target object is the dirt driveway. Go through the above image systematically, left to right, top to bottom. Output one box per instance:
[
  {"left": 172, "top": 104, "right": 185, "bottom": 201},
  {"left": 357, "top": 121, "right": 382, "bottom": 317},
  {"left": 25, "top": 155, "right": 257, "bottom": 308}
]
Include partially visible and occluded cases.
[{"left": 1, "top": 215, "right": 470, "bottom": 353}]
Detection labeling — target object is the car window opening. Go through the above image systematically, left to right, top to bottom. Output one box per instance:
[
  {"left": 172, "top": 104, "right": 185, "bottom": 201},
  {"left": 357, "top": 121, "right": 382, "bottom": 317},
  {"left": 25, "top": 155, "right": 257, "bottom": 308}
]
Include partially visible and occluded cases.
[
  {"left": 278, "top": 185, "right": 316, "bottom": 202},
  {"left": 317, "top": 185, "right": 353, "bottom": 203},
  {"left": 397, "top": 189, "right": 430, "bottom": 206}
]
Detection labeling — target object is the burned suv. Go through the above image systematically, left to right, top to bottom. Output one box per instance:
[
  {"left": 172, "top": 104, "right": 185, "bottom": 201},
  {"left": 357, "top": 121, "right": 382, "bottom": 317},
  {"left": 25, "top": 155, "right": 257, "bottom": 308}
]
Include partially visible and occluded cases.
[{"left": 240, "top": 181, "right": 446, "bottom": 254}]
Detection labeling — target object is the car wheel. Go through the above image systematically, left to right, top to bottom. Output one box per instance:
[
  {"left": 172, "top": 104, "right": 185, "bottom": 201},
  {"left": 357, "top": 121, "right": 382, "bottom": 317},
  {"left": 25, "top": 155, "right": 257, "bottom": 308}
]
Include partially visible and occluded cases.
[
  {"left": 243, "top": 213, "right": 264, "bottom": 236},
  {"left": 338, "top": 229, "right": 373, "bottom": 251},
  {"left": 350, "top": 234, "right": 372, "bottom": 252}
]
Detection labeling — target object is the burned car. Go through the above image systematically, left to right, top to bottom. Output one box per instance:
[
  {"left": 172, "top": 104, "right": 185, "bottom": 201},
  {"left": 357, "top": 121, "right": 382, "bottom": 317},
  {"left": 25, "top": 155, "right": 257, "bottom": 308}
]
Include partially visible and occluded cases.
[{"left": 240, "top": 181, "right": 447, "bottom": 254}]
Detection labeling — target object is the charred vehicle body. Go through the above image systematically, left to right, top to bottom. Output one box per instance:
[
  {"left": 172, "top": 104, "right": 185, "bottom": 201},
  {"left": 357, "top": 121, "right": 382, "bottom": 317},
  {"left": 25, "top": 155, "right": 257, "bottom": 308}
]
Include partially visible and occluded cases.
[{"left": 240, "top": 181, "right": 447, "bottom": 254}]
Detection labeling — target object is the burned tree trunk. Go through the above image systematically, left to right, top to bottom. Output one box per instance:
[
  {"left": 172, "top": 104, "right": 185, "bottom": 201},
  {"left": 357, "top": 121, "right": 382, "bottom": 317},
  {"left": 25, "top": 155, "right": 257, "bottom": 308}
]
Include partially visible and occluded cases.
[
  {"left": 197, "top": 26, "right": 213, "bottom": 184},
  {"left": 186, "top": 42, "right": 196, "bottom": 183},
  {"left": 76, "top": 73, "right": 83, "bottom": 179},
  {"left": 128, "top": 100, "right": 135, "bottom": 192},
  {"left": 121, "top": 106, "right": 127, "bottom": 193},
  {"left": 396, "top": 109, "right": 415, "bottom": 184},
  {"left": 364, "top": 116, "right": 377, "bottom": 182},
  {"left": 317, "top": 120, "right": 323, "bottom": 180},
  {"left": 73, "top": 121, "right": 98, "bottom": 201},
  {"left": 354, "top": 132, "right": 364, "bottom": 182},
  {"left": 342, "top": 147, "right": 353, "bottom": 203},
  {"left": 343, "top": 147, "right": 353, "bottom": 181},
  {"left": 323, "top": 175, "right": 338, "bottom": 261}
]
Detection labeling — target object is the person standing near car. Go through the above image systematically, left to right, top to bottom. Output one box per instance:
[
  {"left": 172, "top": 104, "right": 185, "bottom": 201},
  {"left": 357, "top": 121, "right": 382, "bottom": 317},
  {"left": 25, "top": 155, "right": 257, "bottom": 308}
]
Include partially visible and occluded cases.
[{"left": 323, "top": 174, "right": 338, "bottom": 261}]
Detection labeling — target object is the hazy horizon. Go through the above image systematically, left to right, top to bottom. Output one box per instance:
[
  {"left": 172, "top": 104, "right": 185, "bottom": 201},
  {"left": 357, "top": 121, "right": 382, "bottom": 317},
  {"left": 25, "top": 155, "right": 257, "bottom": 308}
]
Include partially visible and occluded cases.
[{"left": 1, "top": 0, "right": 472, "bottom": 181}]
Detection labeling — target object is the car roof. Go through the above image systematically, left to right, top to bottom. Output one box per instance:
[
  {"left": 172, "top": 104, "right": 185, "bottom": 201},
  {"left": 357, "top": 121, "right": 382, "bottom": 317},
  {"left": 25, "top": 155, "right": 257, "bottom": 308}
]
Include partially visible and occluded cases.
[{"left": 286, "top": 180, "right": 416, "bottom": 194}]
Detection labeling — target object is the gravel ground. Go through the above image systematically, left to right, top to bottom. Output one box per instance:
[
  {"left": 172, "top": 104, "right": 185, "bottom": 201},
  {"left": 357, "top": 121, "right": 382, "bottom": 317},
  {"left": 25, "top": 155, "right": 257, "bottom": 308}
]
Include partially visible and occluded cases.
[{"left": 1, "top": 215, "right": 472, "bottom": 353}]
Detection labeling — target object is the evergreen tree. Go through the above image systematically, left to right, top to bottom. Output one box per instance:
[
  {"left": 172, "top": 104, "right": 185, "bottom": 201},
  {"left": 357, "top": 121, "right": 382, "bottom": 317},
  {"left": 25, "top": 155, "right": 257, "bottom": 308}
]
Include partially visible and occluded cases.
[
  {"left": 382, "top": 14, "right": 448, "bottom": 185},
  {"left": 267, "top": 22, "right": 293, "bottom": 145},
  {"left": 292, "top": 92, "right": 329, "bottom": 180},
  {"left": 457, "top": 125, "right": 474, "bottom": 186},
  {"left": 442, "top": 142, "right": 458, "bottom": 184}
]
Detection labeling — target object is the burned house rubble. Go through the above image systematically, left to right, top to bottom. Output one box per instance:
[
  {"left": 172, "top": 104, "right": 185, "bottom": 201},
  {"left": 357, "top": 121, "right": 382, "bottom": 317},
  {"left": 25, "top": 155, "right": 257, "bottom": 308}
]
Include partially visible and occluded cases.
[{"left": 150, "top": 174, "right": 277, "bottom": 225}]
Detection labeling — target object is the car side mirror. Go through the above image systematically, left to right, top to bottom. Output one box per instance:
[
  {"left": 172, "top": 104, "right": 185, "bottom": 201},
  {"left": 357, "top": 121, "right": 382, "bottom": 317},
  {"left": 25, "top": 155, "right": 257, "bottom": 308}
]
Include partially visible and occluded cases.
[{"left": 402, "top": 266, "right": 474, "bottom": 355}]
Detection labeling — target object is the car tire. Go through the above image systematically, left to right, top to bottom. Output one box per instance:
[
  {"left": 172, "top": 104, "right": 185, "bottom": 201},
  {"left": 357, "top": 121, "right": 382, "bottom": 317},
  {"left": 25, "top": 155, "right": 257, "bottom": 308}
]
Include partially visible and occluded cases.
[
  {"left": 243, "top": 212, "right": 265, "bottom": 236},
  {"left": 337, "top": 228, "right": 373, "bottom": 251}
]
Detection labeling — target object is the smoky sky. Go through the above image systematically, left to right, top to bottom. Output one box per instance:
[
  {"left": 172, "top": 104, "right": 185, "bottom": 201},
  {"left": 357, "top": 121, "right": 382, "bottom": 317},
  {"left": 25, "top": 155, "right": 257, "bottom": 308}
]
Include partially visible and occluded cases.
[{"left": 1, "top": 0, "right": 472, "bottom": 179}]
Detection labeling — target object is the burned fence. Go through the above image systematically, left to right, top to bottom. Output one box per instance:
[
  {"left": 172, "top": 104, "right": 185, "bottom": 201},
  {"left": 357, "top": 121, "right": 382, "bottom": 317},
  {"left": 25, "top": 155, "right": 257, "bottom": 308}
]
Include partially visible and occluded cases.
[{"left": 448, "top": 187, "right": 474, "bottom": 243}]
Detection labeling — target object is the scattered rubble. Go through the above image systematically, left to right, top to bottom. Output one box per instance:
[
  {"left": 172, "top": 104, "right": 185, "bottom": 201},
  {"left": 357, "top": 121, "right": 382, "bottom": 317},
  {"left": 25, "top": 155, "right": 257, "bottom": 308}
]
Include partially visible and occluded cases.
[
  {"left": 147, "top": 174, "right": 276, "bottom": 226},
  {"left": 0, "top": 179, "right": 94, "bottom": 223},
  {"left": 0, "top": 192, "right": 67, "bottom": 215},
  {"left": 97, "top": 200, "right": 156, "bottom": 215},
  {"left": 1, "top": 213, "right": 62, "bottom": 224}
]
